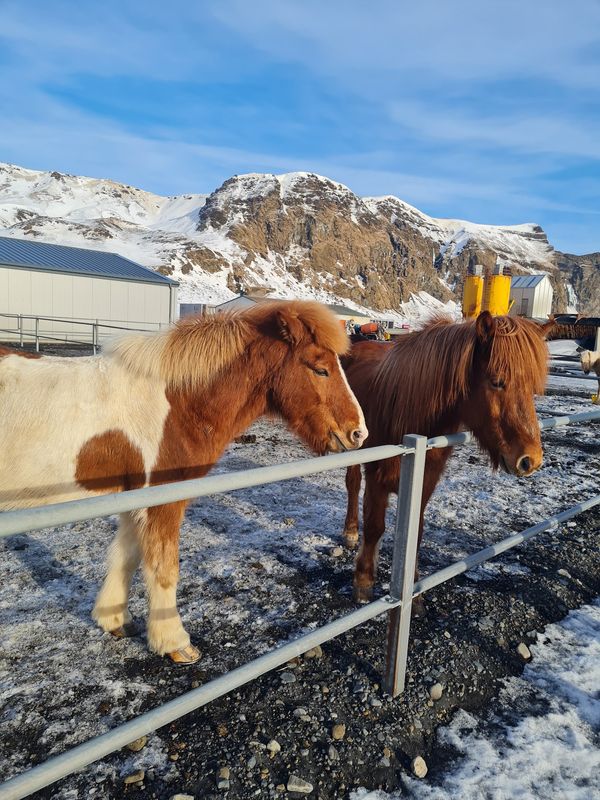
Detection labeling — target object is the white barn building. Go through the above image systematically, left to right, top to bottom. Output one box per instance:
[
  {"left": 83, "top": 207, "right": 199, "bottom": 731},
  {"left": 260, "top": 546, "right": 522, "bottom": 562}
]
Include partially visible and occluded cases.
[
  {"left": 0, "top": 236, "right": 178, "bottom": 344},
  {"left": 509, "top": 274, "right": 553, "bottom": 320}
]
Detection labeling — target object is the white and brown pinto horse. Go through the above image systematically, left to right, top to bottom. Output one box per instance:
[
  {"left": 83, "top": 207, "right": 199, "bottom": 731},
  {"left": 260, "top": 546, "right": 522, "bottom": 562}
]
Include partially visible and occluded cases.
[{"left": 0, "top": 301, "right": 367, "bottom": 663}]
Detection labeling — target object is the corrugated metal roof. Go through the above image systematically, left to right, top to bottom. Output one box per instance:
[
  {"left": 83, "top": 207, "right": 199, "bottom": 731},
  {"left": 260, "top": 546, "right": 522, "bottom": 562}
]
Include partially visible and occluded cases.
[
  {"left": 0, "top": 236, "right": 177, "bottom": 285},
  {"left": 511, "top": 274, "right": 548, "bottom": 289},
  {"left": 326, "top": 303, "right": 370, "bottom": 317}
]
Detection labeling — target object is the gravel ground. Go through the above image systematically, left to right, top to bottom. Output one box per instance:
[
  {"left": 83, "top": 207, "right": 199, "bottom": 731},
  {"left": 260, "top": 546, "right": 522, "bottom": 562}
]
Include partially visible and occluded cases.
[{"left": 0, "top": 375, "right": 598, "bottom": 800}]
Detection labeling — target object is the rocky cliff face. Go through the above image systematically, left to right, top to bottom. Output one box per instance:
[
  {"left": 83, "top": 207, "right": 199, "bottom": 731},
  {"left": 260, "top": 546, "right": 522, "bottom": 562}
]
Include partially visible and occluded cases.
[
  {"left": 0, "top": 162, "right": 596, "bottom": 315},
  {"left": 194, "top": 172, "right": 575, "bottom": 312},
  {"left": 555, "top": 251, "right": 600, "bottom": 315}
]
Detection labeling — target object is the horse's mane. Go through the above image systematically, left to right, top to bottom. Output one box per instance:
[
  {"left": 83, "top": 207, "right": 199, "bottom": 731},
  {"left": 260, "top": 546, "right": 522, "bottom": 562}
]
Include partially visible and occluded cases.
[
  {"left": 105, "top": 300, "right": 348, "bottom": 389},
  {"left": 370, "top": 315, "right": 548, "bottom": 440}
]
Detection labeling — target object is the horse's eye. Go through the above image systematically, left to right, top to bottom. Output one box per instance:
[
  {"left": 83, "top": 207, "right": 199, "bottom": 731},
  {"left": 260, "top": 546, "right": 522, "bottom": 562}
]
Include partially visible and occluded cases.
[
  {"left": 313, "top": 367, "right": 329, "bottom": 377},
  {"left": 490, "top": 377, "right": 505, "bottom": 389}
]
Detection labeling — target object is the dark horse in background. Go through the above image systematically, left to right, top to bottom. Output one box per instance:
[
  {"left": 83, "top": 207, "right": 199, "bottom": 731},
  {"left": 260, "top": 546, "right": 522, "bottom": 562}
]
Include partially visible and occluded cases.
[{"left": 341, "top": 311, "right": 552, "bottom": 607}]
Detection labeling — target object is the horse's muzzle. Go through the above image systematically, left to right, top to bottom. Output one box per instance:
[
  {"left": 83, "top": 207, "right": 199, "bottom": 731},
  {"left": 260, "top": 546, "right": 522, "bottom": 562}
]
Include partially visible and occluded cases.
[
  {"left": 329, "top": 427, "right": 367, "bottom": 452},
  {"left": 501, "top": 452, "right": 542, "bottom": 476}
]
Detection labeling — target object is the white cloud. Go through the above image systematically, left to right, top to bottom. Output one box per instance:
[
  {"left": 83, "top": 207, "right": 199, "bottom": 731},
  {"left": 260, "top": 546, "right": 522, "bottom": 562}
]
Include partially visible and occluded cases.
[
  {"left": 0, "top": 0, "right": 597, "bottom": 252},
  {"left": 209, "top": 0, "right": 600, "bottom": 90},
  {"left": 387, "top": 100, "right": 600, "bottom": 160}
]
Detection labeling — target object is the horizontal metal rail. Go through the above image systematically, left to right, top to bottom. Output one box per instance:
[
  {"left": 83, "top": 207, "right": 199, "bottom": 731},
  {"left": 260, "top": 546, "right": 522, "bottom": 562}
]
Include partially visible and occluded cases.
[
  {"left": 0, "top": 312, "right": 161, "bottom": 332},
  {"left": 0, "top": 327, "right": 94, "bottom": 348},
  {"left": 426, "top": 408, "right": 600, "bottom": 450},
  {"left": 1, "top": 409, "right": 599, "bottom": 799},
  {"left": 538, "top": 409, "right": 600, "bottom": 429},
  {"left": 1, "top": 410, "right": 598, "bottom": 539},
  {"left": 0, "top": 444, "right": 412, "bottom": 538},
  {"left": 1, "top": 489, "right": 597, "bottom": 800},
  {"left": 414, "top": 492, "right": 600, "bottom": 597},
  {"left": 0, "top": 597, "right": 398, "bottom": 800}
]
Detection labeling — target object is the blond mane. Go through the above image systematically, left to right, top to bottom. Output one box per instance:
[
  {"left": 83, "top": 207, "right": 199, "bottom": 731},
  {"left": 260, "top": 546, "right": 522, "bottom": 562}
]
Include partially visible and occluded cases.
[{"left": 105, "top": 300, "right": 348, "bottom": 389}]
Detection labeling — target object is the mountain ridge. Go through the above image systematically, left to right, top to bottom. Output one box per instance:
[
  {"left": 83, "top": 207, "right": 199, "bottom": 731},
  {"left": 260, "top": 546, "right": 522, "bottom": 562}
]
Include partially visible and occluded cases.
[{"left": 0, "top": 161, "right": 597, "bottom": 315}]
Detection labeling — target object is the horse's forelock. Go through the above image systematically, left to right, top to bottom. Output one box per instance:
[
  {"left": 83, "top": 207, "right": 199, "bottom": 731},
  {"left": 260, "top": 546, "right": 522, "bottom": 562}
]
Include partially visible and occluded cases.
[{"left": 487, "top": 316, "right": 549, "bottom": 395}]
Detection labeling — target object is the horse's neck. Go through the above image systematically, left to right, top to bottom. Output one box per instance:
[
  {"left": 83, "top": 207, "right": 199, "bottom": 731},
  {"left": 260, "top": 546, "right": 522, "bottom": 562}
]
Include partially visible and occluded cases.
[
  {"left": 165, "top": 350, "right": 271, "bottom": 465},
  {"left": 427, "top": 409, "right": 463, "bottom": 439}
]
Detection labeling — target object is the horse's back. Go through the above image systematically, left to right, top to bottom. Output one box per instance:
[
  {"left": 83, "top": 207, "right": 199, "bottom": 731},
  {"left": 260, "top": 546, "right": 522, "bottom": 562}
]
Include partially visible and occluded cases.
[{"left": 0, "top": 353, "right": 170, "bottom": 510}]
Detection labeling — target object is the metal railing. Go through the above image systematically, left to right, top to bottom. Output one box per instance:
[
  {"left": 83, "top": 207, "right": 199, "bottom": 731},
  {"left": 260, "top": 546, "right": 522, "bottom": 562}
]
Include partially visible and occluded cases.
[
  {"left": 0, "top": 313, "right": 164, "bottom": 354},
  {"left": 0, "top": 409, "right": 599, "bottom": 800}
]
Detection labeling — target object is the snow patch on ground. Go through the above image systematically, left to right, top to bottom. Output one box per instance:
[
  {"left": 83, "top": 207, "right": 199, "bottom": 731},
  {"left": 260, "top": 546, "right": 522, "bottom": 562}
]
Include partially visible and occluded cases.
[
  {"left": 0, "top": 381, "right": 598, "bottom": 792},
  {"left": 353, "top": 600, "right": 600, "bottom": 800}
]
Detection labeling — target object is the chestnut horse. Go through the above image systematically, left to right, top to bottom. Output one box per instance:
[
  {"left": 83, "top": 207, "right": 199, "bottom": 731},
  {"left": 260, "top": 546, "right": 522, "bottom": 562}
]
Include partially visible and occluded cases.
[
  {"left": 0, "top": 301, "right": 367, "bottom": 663},
  {"left": 341, "top": 311, "right": 550, "bottom": 605}
]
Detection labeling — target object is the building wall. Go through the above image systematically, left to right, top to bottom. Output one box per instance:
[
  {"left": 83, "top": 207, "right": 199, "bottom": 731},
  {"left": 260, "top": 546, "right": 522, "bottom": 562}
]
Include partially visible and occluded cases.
[
  {"left": 0, "top": 266, "right": 175, "bottom": 344},
  {"left": 509, "top": 277, "right": 553, "bottom": 319},
  {"left": 531, "top": 277, "right": 553, "bottom": 319}
]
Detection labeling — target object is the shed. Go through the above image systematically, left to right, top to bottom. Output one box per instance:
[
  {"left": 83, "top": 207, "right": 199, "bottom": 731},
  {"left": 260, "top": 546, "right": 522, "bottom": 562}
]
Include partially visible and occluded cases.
[
  {"left": 0, "top": 236, "right": 178, "bottom": 344},
  {"left": 509, "top": 274, "right": 553, "bottom": 319},
  {"left": 212, "top": 295, "right": 260, "bottom": 314},
  {"left": 212, "top": 296, "right": 375, "bottom": 327},
  {"left": 324, "top": 303, "right": 372, "bottom": 326}
]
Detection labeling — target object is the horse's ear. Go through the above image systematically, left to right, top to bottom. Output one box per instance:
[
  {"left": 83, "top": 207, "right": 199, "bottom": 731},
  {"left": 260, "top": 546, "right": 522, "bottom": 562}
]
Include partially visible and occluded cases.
[
  {"left": 276, "top": 309, "right": 305, "bottom": 345},
  {"left": 475, "top": 310, "right": 496, "bottom": 344},
  {"left": 539, "top": 315, "right": 556, "bottom": 339}
]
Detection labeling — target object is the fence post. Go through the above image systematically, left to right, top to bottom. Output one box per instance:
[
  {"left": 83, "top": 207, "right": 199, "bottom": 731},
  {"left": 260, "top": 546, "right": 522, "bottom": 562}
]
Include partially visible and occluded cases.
[
  {"left": 18, "top": 315, "right": 23, "bottom": 347},
  {"left": 35, "top": 317, "right": 40, "bottom": 352},
  {"left": 93, "top": 321, "right": 98, "bottom": 355},
  {"left": 383, "top": 434, "right": 427, "bottom": 697}
]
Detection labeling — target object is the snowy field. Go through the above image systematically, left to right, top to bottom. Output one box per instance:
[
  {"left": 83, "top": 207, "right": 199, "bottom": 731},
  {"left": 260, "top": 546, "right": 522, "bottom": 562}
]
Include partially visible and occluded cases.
[
  {"left": 0, "top": 373, "right": 598, "bottom": 797},
  {"left": 353, "top": 599, "right": 600, "bottom": 800}
]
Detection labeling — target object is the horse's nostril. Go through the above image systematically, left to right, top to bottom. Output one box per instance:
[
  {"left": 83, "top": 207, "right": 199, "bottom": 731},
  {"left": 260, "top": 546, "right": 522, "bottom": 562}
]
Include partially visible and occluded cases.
[
  {"left": 351, "top": 428, "right": 363, "bottom": 442},
  {"left": 517, "top": 456, "right": 531, "bottom": 474}
]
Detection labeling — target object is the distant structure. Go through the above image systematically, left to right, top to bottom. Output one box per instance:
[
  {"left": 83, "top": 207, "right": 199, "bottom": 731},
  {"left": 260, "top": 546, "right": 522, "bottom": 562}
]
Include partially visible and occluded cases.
[
  {"left": 0, "top": 236, "right": 178, "bottom": 340},
  {"left": 462, "top": 263, "right": 512, "bottom": 318},
  {"left": 483, "top": 263, "right": 512, "bottom": 316},
  {"left": 462, "top": 264, "right": 484, "bottom": 318},
  {"left": 509, "top": 274, "right": 553, "bottom": 320},
  {"left": 212, "top": 294, "right": 375, "bottom": 327},
  {"left": 212, "top": 294, "right": 263, "bottom": 314},
  {"left": 179, "top": 303, "right": 208, "bottom": 317},
  {"left": 322, "top": 303, "right": 372, "bottom": 327}
]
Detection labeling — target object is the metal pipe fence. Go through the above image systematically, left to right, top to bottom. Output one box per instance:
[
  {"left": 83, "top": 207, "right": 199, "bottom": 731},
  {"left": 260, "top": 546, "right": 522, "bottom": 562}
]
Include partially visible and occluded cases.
[
  {"left": 0, "top": 313, "right": 163, "bottom": 354},
  {"left": 0, "top": 409, "right": 599, "bottom": 800}
]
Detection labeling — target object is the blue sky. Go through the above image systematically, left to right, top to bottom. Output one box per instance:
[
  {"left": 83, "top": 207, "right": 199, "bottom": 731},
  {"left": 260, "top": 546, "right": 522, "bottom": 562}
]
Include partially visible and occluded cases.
[{"left": 1, "top": 0, "right": 599, "bottom": 253}]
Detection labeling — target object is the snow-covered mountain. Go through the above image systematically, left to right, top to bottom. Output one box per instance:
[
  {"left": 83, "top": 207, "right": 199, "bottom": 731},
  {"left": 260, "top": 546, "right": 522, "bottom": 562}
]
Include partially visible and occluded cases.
[{"left": 0, "top": 162, "right": 595, "bottom": 314}]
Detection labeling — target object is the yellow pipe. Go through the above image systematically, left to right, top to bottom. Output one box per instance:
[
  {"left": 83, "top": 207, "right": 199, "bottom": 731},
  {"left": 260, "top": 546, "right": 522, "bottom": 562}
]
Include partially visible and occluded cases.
[
  {"left": 483, "top": 274, "right": 511, "bottom": 316},
  {"left": 462, "top": 275, "right": 484, "bottom": 318}
]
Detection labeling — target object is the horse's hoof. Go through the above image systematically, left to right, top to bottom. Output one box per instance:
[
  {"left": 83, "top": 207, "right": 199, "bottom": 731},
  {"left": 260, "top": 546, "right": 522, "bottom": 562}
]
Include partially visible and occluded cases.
[
  {"left": 342, "top": 530, "right": 359, "bottom": 549},
  {"left": 353, "top": 584, "right": 373, "bottom": 603},
  {"left": 412, "top": 596, "right": 426, "bottom": 618},
  {"left": 109, "top": 621, "right": 140, "bottom": 639},
  {"left": 168, "top": 644, "right": 202, "bottom": 665}
]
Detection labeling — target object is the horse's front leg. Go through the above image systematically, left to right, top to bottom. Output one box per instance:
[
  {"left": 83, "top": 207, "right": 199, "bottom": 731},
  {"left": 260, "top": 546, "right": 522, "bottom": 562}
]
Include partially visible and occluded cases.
[
  {"left": 342, "top": 464, "right": 362, "bottom": 548},
  {"left": 353, "top": 474, "right": 389, "bottom": 602},
  {"left": 141, "top": 501, "right": 200, "bottom": 664},
  {"left": 93, "top": 512, "right": 141, "bottom": 637}
]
